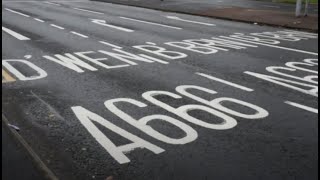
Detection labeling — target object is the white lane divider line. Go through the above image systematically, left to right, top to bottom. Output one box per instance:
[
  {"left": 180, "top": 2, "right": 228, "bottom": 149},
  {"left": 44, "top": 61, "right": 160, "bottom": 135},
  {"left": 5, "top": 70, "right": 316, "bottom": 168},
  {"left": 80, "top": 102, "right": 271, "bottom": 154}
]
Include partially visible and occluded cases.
[
  {"left": 44, "top": 1, "right": 61, "bottom": 6},
  {"left": 262, "top": 5, "right": 280, "bottom": 8},
  {"left": 5, "top": 8, "right": 30, "bottom": 17},
  {"left": 73, "top": 8, "right": 104, "bottom": 15},
  {"left": 165, "top": 16, "right": 216, "bottom": 26},
  {"left": 119, "top": 17, "right": 182, "bottom": 30},
  {"left": 34, "top": 18, "right": 45, "bottom": 22},
  {"left": 91, "top": 19, "right": 134, "bottom": 32},
  {"left": 50, "top": 24, "right": 65, "bottom": 30},
  {"left": 2, "top": 26, "right": 30, "bottom": 40},
  {"left": 70, "top": 31, "right": 89, "bottom": 38},
  {"left": 220, "top": 36, "right": 318, "bottom": 56},
  {"left": 99, "top": 41, "right": 122, "bottom": 49},
  {"left": 196, "top": 72, "right": 254, "bottom": 92},
  {"left": 285, "top": 101, "right": 318, "bottom": 114}
]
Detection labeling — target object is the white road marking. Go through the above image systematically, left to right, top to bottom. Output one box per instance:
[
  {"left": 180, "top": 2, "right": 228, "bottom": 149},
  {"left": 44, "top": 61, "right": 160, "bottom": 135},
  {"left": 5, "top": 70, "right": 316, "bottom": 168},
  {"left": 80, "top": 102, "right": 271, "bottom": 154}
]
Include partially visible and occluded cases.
[
  {"left": 3, "top": 0, "right": 85, "bottom": 2},
  {"left": 44, "top": 1, "right": 61, "bottom": 6},
  {"left": 262, "top": 5, "right": 280, "bottom": 8},
  {"left": 5, "top": 8, "right": 30, "bottom": 17},
  {"left": 73, "top": 8, "right": 104, "bottom": 15},
  {"left": 165, "top": 16, "right": 216, "bottom": 26},
  {"left": 120, "top": 17, "right": 182, "bottom": 30},
  {"left": 34, "top": 18, "right": 45, "bottom": 22},
  {"left": 91, "top": 19, "right": 134, "bottom": 32},
  {"left": 50, "top": 24, "right": 65, "bottom": 30},
  {"left": 2, "top": 26, "right": 30, "bottom": 40},
  {"left": 70, "top": 31, "right": 88, "bottom": 38},
  {"left": 220, "top": 36, "right": 318, "bottom": 56},
  {"left": 99, "top": 41, "right": 122, "bottom": 49},
  {"left": 196, "top": 72, "right": 254, "bottom": 92},
  {"left": 285, "top": 101, "right": 318, "bottom": 114}
]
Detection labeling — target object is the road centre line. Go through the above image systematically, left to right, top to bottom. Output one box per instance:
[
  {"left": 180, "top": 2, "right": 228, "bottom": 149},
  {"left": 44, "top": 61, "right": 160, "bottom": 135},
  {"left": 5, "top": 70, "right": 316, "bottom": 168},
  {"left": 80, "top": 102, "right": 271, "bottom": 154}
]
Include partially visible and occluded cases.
[
  {"left": 3, "top": 0, "right": 85, "bottom": 2},
  {"left": 44, "top": 1, "right": 61, "bottom": 6},
  {"left": 262, "top": 5, "right": 280, "bottom": 8},
  {"left": 5, "top": 8, "right": 30, "bottom": 17},
  {"left": 73, "top": 8, "right": 104, "bottom": 15},
  {"left": 165, "top": 16, "right": 216, "bottom": 26},
  {"left": 119, "top": 17, "right": 182, "bottom": 30},
  {"left": 34, "top": 18, "right": 45, "bottom": 22},
  {"left": 91, "top": 19, "right": 134, "bottom": 32},
  {"left": 50, "top": 24, "right": 65, "bottom": 30},
  {"left": 2, "top": 26, "right": 30, "bottom": 40},
  {"left": 70, "top": 31, "right": 89, "bottom": 38},
  {"left": 220, "top": 36, "right": 318, "bottom": 56},
  {"left": 99, "top": 41, "right": 122, "bottom": 49},
  {"left": 196, "top": 72, "right": 254, "bottom": 92},
  {"left": 285, "top": 101, "right": 318, "bottom": 114}
]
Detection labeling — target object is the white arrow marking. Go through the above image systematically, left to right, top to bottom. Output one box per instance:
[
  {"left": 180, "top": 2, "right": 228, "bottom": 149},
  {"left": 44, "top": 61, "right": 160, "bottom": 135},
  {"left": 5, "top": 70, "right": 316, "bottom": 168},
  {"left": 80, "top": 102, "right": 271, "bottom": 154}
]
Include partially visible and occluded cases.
[
  {"left": 166, "top": 16, "right": 215, "bottom": 26},
  {"left": 91, "top": 19, "right": 134, "bottom": 32},
  {"left": 2, "top": 27, "right": 30, "bottom": 40}
]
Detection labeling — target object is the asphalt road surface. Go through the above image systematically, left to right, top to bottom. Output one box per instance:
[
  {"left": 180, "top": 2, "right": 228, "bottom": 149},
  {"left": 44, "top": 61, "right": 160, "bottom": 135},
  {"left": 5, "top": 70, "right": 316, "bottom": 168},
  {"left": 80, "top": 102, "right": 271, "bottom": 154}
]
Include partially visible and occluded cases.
[{"left": 2, "top": 0, "right": 319, "bottom": 180}]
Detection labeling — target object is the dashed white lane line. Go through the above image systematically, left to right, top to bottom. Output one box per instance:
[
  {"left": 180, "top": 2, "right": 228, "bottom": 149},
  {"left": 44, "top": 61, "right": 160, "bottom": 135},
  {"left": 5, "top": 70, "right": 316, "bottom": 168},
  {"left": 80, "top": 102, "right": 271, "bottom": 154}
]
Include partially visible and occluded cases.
[
  {"left": 44, "top": 1, "right": 61, "bottom": 6},
  {"left": 262, "top": 5, "right": 280, "bottom": 8},
  {"left": 73, "top": 7, "right": 104, "bottom": 15},
  {"left": 5, "top": 8, "right": 30, "bottom": 17},
  {"left": 165, "top": 16, "right": 216, "bottom": 26},
  {"left": 119, "top": 17, "right": 182, "bottom": 30},
  {"left": 34, "top": 18, "right": 45, "bottom": 22},
  {"left": 91, "top": 19, "right": 134, "bottom": 32},
  {"left": 50, "top": 24, "right": 65, "bottom": 30},
  {"left": 2, "top": 26, "right": 30, "bottom": 40},
  {"left": 70, "top": 31, "right": 89, "bottom": 38},
  {"left": 99, "top": 41, "right": 122, "bottom": 49},
  {"left": 196, "top": 72, "right": 254, "bottom": 92},
  {"left": 285, "top": 101, "right": 318, "bottom": 114}
]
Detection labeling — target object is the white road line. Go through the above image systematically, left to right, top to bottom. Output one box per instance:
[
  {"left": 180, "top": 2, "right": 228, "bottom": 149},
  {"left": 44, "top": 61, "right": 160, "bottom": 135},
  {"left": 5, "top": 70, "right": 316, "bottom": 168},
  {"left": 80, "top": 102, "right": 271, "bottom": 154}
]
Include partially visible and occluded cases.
[
  {"left": 3, "top": 0, "right": 85, "bottom": 2},
  {"left": 44, "top": 1, "right": 61, "bottom": 6},
  {"left": 262, "top": 5, "right": 280, "bottom": 8},
  {"left": 5, "top": 8, "right": 30, "bottom": 17},
  {"left": 73, "top": 8, "right": 104, "bottom": 15},
  {"left": 165, "top": 16, "right": 216, "bottom": 26},
  {"left": 120, "top": 17, "right": 182, "bottom": 30},
  {"left": 34, "top": 18, "right": 45, "bottom": 22},
  {"left": 91, "top": 19, "right": 134, "bottom": 32},
  {"left": 50, "top": 24, "right": 65, "bottom": 30},
  {"left": 2, "top": 26, "right": 30, "bottom": 40},
  {"left": 283, "top": 30, "right": 318, "bottom": 37},
  {"left": 70, "top": 31, "right": 88, "bottom": 38},
  {"left": 220, "top": 36, "right": 318, "bottom": 56},
  {"left": 99, "top": 41, "right": 122, "bottom": 49},
  {"left": 196, "top": 72, "right": 254, "bottom": 92},
  {"left": 285, "top": 101, "right": 318, "bottom": 114}
]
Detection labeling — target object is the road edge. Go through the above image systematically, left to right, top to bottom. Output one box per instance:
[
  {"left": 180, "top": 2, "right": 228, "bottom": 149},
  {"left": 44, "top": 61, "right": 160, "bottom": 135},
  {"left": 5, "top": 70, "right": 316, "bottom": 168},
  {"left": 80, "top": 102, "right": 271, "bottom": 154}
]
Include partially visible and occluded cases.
[
  {"left": 92, "top": 0, "right": 318, "bottom": 33},
  {"left": 2, "top": 114, "right": 59, "bottom": 180}
]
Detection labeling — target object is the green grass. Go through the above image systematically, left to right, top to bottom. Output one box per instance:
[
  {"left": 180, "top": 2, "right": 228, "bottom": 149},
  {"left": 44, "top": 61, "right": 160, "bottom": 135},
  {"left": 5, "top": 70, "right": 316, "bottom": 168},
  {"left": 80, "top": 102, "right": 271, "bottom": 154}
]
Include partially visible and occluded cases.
[{"left": 273, "top": 0, "right": 318, "bottom": 4}]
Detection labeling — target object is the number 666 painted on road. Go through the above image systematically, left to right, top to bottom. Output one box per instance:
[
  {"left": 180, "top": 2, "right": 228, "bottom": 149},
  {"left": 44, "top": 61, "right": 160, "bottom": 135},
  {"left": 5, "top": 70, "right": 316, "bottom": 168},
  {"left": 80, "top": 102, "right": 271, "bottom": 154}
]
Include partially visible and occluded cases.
[{"left": 72, "top": 85, "right": 269, "bottom": 164}]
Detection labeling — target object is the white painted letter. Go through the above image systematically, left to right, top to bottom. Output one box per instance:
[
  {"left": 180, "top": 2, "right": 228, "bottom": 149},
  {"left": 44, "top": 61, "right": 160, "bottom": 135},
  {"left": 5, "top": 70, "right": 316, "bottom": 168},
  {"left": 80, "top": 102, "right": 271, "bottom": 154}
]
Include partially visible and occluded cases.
[
  {"left": 2, "top": 59, "right": 47, "bottom": 81},
  {"left": 142, "top": 91, "right": 237, "bottom": 130},
  {"left": 105, "top": 98, "right": 198, "bottom": 144},
  {"left": 71, "top": 106, "right": 164, "bottom": 164}
]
